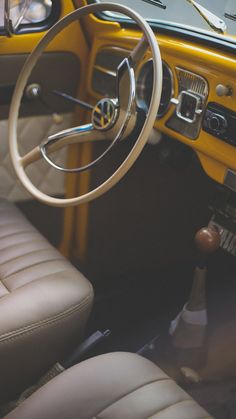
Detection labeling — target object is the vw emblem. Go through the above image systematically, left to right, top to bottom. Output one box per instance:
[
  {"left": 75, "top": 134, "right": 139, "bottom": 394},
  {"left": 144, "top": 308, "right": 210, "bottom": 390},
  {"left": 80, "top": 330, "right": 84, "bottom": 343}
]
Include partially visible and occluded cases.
[{"left": 92, "top": 98, "right": 118, "bottom": 131}]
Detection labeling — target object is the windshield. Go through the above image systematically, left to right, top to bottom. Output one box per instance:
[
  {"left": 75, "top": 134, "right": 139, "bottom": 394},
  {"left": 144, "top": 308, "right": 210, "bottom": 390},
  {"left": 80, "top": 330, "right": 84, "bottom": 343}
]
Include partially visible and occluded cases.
[{"left": 98, "top": 0, "right": 236, "bottom": 43}]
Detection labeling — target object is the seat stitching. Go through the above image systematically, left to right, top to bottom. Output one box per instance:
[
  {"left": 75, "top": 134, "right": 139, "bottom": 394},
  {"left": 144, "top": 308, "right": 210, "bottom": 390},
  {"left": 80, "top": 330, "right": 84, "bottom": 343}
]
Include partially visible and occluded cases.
[
  {"left": 0, "top": 229, "right": 34, "bottom": 241},
  {"left": 0, "top": 237, "right": 50, "bottom": 253},
  {"left": 0, "top": 246, "right": 54, "bottom": 266},
  {"left": 1, "top": 257, "right": 64, "bottom": 280},
  {"left": 2, "top": 268, "right": 73, "bottom": 293},
  {"left": 0, "top": 279, "right": 10, "bottom": 293},
  {"left": 0, "top": 292, "right": 93, "bottom": 344},
  {"left": 0, "top": 297, "right": 92, "bottom": 344},
  {"left": 0, "top": 297, "right": 91, "bottom": 343},
  {"left": 0, "top": 301, "right": 92, "bottom": 348},
  {"left": 95, "top": 378, "right": 171, "bottom": 418},
  {"left": 147, "top": 399, "right": 208, "bottom": 418}
]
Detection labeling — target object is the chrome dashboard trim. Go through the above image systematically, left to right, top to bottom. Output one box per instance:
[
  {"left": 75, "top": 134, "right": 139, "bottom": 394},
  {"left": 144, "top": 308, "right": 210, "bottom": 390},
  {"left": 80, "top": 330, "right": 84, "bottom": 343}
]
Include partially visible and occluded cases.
[
  {"left": 136, "top": 58, "right": 174, "bottom": 118},
  {"left": 159, "top": 60, "right": 174, "bottom": 118},
  {"left": 166, "top": 67, "right": 209, "bottom": 140},
  {"left": 176, "top": 67, "right": 208, "bottom": 97},
  {"left": 176, "top": 90, "right": 203, "bottom": 124}
]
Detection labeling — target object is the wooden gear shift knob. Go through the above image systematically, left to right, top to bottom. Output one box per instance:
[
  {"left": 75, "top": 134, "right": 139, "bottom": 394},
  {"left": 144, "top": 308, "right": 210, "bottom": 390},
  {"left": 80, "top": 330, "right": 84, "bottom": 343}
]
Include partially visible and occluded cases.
[{"left": 194, "top": 227, "right": 221, "bottom": 254}]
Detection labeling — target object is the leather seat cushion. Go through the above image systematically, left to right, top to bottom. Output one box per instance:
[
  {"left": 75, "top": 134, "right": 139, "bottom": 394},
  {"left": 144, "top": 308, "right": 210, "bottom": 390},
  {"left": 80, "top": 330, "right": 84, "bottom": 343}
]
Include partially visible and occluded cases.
[
  {"left": 0, "top": 199, "right": 93, "bottom": 403},
  {"left": 6, "top": 352, "right": 212, "bottom": 419}
]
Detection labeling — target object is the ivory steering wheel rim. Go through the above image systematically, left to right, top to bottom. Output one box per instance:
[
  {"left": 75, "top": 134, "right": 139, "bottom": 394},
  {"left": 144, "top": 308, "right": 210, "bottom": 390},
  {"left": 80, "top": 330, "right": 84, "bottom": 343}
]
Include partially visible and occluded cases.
[{"left": 9, "top": 2, "right": 163, "bottom": 207}]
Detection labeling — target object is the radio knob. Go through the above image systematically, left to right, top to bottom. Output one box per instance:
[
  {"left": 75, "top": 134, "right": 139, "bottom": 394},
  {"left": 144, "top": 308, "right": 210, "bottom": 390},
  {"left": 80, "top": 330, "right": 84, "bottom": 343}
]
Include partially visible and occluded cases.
[
  {"left": 207, "top": 113, "right": 228, "bottom": 135},
  {"left": 209, "top": 116, "right": 220, "bottom": 130}
]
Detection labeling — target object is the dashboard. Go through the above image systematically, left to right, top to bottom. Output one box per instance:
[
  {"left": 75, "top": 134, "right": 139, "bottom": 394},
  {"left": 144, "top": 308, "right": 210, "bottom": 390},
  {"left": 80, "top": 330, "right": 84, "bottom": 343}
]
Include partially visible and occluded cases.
[
  {"left": 87, "top": 28, "right": 236, "bottom": 191},
  {"left": 136, "top": 60, "right": 173, "bottom": 119}
]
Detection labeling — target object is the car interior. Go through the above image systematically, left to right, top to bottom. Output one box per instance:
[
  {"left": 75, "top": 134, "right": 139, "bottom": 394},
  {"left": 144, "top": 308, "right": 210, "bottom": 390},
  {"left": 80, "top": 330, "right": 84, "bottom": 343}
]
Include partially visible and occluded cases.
[{"left": 0, "top": 0, "right": 236, "bottom": 418}]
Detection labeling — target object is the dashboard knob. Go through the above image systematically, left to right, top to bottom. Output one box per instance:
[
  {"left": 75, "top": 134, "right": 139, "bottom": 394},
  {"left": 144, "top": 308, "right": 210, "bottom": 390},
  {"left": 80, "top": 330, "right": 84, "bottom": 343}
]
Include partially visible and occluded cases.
[
  {"left": 25, "top": 83, "right": 41, "bottom": 100},
  {"left": 216, "top": 84, "right": 232, "bottom": 97},
  {"left": 206, "top": 112, "right": 228, "bottom": 135}
]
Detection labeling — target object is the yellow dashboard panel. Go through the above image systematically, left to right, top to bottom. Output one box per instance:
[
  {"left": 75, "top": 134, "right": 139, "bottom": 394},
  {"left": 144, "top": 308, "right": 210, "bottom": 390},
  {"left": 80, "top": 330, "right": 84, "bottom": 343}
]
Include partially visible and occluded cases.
[{"left": 83, "top": 7, "right": 236, "bottom": 187}]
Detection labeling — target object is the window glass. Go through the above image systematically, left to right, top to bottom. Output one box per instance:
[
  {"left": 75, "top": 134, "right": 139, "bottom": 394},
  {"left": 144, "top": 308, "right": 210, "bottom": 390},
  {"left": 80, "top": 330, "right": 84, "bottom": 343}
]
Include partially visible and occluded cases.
[
  {"left": 0, "top": 0, "right": 53, "bottom": 32},
  {"left": 97, "top": 0, "right": 236, "bottom": 43}
]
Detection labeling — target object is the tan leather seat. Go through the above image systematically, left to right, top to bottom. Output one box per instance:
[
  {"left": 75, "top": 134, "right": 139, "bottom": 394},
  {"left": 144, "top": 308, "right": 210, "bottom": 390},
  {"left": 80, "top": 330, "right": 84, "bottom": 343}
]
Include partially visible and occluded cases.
[
  {"left": 0, "top": 199, "right": 93, "bottom": 404},
  {"left": 0, "top": 200, "right": 212, "bottom": 418},
  {"left": 5, "top": 352, "right": 212, "bottom": 419}
]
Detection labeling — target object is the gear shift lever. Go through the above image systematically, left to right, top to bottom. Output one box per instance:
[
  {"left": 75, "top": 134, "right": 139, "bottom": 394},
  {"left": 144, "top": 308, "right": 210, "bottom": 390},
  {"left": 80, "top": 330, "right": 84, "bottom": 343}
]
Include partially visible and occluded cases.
[
  {"left": 169, "top": 226, "right": 221, "bottom": 380},
  {"left": 185, "top": 226, "right": 221, "bottom": 312},
  {"left": 195, "top": 226, "right": 221, "bottom": 265}
]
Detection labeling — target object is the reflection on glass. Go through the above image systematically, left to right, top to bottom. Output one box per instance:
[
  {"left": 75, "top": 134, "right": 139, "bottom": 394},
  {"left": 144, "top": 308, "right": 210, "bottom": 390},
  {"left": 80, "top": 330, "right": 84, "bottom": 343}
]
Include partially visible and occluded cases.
[
  {"left": 9, "top": 0, "right": 52, "bottom": 30},
  {"left": 225, "top": 0, "right": 236, "bottom": 21}
]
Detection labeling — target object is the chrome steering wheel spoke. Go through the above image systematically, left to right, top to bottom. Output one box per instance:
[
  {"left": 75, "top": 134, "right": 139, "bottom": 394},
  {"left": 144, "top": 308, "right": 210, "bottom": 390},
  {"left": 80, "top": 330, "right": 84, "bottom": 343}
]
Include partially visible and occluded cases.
[
  {"left": 38, "top": 57, "right": 139, "bottom": 174},
  {"left": 115, "top": 57, "right": 137, "bottom": 138},
  {"left": 20, "top": 123, "right": 106, "bottom": 169},
  {"left": 40, "top": 123, "right": 108, "bottom": 173},
  {"left": 43, "top": 123, "right": 104, "bottom": 149}
]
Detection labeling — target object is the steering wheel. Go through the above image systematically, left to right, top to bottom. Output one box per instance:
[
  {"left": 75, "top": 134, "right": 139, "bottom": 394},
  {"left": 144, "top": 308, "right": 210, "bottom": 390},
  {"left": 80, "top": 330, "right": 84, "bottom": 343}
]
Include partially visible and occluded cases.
[{"left": 9, "top": 2, "right": 163, "bottom": 207}]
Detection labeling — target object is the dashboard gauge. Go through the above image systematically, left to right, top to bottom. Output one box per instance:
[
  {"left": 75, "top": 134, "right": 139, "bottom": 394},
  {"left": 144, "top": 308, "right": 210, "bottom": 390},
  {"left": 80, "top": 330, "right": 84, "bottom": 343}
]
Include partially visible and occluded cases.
[{"left": 137, "top": 60, "right": 174, "bottom": 118}]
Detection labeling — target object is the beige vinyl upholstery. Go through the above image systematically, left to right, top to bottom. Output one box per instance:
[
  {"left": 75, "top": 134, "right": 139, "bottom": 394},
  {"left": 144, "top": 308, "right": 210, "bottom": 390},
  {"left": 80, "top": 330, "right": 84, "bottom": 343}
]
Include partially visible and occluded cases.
[
  {"left": 0, "top": 114, "right": 71, "bottom": 202},
  {"left": 0, "top": 198, "right": 93, "bottom": 404},
  {"left": 0, "top": 200, "right": 211, "bottom": 418},
  {"left": 6, "top": 352, "right": 212, "bottom": 419}
]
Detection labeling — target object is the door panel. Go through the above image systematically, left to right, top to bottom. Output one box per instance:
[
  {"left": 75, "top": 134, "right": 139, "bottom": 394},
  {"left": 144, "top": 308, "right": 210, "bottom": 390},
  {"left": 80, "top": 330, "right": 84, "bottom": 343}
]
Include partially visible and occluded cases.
[
  {"left": 0, "top": 0, "right": 89, "bottom": 202},
  {"left": 0, "top": 52, "right": 80, "bottom": 201},
  {"left": 0, "top": 52, "right": 80, "bottom": 118},
  {"left": 0, "top": 113, "right": 72, "bottom": 201}
]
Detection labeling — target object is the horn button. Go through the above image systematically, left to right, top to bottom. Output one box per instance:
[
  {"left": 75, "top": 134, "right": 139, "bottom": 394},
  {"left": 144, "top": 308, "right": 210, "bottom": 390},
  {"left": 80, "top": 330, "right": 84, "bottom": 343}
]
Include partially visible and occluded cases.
[{"left": 92, "top": 98, "right": 118, "bottom": 131}]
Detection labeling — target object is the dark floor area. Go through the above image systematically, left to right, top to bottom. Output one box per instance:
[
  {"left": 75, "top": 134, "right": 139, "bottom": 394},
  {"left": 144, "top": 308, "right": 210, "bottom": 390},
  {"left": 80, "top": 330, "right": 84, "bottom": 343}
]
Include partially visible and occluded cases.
[
  {"left": 15, "top": 194, "right": 236, "bottom": 419},
  {"left": 76, "top": 249, "right": 236, "bottom": 419},
  {"left": 81, "top": 261, "right": 195, "bottom": 354},
  {"left": 185, "top": 378, "right": 236, "bottom": 419}
]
